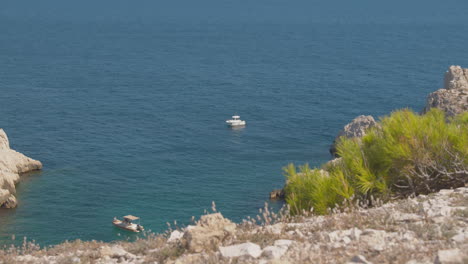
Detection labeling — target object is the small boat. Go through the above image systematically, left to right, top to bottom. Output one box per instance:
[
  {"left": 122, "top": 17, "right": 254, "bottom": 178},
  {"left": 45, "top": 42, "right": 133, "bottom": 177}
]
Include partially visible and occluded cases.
[
  {"left": 226, "top": 115, "right": 246, "bottom": 127},
  {"left": 113, "top": 215, "right": 144, "bottom": 233}
]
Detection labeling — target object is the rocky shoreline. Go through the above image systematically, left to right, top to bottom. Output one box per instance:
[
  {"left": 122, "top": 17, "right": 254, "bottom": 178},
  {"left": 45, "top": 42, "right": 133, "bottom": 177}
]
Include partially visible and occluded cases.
[
  {"left": 271, "top": 65, "right": 468, "bottom": 201},
  {"left": 0, "top": 66, "right": 466, "bottom": 263},
  {"left": 0, "top": 129, "right": 42, "bottom": 208}
]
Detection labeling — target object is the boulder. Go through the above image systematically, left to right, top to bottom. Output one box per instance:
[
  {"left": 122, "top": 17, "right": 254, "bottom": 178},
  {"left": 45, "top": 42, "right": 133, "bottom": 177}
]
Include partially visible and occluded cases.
[
  {"left": 423, "top": 66, "right": 468, "bottom": 116},
  {"left": 329, "top": 115, "right": 377, "bottom": 156},
  {"left": 0, "top": 128, "right": 42, "bottom": 208},
  {"left": 183, "top": 213, "right": 236, "bottom": 253},
  {"left": 359, "top": 229, "right": 390, "bottom": 252},
  {"left": 451, "top": 229, "right": 467, "bottom": 243},
  {"left": 168, "top": 230, "right": 184, "bottom": 243},
  {"left": 262, "top": 240, "right": 294, "bottom": 259},
  {"left": 219, "top": 242, "right": 262, "bottom": 258},
  {"left": 99, "top": 245, "right": 135, "bottom": 260},
  {"left": 262, "top": 245, "right": 288, "bottom": 259},
  {"left": 434, "top": 249, "right": 466, "bottom": 264}
]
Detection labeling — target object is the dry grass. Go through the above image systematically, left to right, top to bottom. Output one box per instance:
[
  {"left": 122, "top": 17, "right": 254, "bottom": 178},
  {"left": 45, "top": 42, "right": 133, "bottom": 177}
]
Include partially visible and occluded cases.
[{"left": 0, "top": 188, "right": 466, "bottom": 264}]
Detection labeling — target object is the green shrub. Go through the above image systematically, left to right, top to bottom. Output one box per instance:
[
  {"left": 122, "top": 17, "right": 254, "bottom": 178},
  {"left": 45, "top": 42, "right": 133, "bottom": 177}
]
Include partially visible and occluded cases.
[{"left": 284, "top": 108, "right": 468, "bottom": 215}]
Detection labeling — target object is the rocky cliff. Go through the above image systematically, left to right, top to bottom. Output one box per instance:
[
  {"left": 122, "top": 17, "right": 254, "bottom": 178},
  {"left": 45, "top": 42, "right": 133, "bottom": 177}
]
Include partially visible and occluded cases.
[
  {"left": 329, "top": 65, "right": 468, "bottom": 157},
  {"left": 423, "top": 65, "right": 468, "bottom": 116},
  {"left": 0, "top": 129, "right": 42, "bottom": 208},
  {"left": 3, "top": 186, "right": 467, "bottom": 263}
]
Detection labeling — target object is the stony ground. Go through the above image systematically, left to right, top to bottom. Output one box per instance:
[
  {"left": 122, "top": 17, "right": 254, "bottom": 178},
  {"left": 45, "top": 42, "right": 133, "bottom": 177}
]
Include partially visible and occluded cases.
[{"left": 1, "top": 186, "right": 467, "bottom": 264}]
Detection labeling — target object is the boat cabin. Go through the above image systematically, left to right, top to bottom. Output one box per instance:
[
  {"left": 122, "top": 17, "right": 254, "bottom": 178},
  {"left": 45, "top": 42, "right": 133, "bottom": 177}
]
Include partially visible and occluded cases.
[{"left": 123, "top": 215, "right": 139, "bottom": 223}]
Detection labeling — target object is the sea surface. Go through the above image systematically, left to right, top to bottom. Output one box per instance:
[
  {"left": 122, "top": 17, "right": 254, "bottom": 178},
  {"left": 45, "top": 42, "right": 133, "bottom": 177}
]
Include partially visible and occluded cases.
[{"left": 0, "top": 0, "right": 467, "bottom": 246}]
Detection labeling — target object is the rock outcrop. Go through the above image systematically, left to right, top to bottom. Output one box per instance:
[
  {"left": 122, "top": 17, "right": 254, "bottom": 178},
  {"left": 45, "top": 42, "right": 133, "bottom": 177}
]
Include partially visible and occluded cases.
[
  {"left": 423, "top": 65, "right": 468, "bottom": 116},
  {"left": 329, "top": 115, "right": 377, "bottom": 156},
  {"left": 0, "top": 129, "right": 42, "bottom": 208},
  {"left": 183, "top": 213, "right": 237, "bottom": 253}
]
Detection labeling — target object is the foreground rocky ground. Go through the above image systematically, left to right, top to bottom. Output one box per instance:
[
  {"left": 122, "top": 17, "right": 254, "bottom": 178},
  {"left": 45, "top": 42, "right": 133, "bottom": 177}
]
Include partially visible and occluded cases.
[{"left": 1, "top": 186, "right": 467, "bottom": 264}]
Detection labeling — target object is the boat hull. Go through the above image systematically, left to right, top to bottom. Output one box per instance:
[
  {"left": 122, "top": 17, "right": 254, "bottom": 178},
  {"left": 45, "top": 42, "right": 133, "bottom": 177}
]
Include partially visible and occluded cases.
[
  {"left": 227, "top": 121, "right": 246, "bottom": 127},
  {"left": 113, "top": 220, "right": 142, "bottom": 233}
]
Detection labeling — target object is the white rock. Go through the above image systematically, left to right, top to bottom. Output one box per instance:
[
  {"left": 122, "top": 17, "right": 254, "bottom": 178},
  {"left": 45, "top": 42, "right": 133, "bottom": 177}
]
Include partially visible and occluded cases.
[
  {"left": 330, "top": 115, "right": 377, "bottom": 156},
  {"left": 0, "top": 129, "right": 42, "bottom": 208},
  {"left": 393, "top": 213, "right": 423, "bottom": 223},
  {"left": 264, "top": 223, "right": 284, "bottom": 235},
  {"left": 294, "top": 229, "right": 305, "bottom": 238},
  {"left": 360, "top": 229, "right": 390, "bottom": 251},
  {"left": 451, "top": 229, "right": 467, "bottom": 243},
  {"left": 168, "top": 230, "right": 184, "bottom": 243},
  {"left": 342, "top": 236, "right": 352, "bottom": 244},
  {"left": 261, "top": 240, "right": 293, "bottom": 260},
  {"left": 274, "top": 240, "right": 293, "bottom": 248},
  {"left": 219, "top": 242, "right": 262, "bottom": 258},
  {"left": 99, "top": 245, "right": 133, "bottom": 259},
  {"left": 262, "top": 245, "right": 288, "bottom": 259},
  {"left": 434, "top": 249, "right": 465, "bottom": 264},
  {"left": 406, "top": 260, "right": 432, "bottom": 264}
]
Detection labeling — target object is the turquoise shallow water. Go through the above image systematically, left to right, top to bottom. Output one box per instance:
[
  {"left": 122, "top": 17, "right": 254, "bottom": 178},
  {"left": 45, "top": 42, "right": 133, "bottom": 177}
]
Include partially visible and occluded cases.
[{"left": 0, "top": 0, "right": 468, "bottom": 246}]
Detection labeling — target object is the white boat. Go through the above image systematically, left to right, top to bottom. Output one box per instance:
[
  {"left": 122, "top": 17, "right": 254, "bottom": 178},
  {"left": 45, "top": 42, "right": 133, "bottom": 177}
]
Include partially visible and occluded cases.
[
  {"left": 226, "top": 115, "right": 246, "bottom": 127},
  {"left": 113, "top": 215, "right": 144, "bottom": 233}
]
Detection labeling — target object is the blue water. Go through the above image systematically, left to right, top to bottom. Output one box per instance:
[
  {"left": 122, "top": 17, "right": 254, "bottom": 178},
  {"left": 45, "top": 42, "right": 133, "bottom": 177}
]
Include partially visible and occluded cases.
[{"left": 0, "top": 0, "right": 467, "bottom": 246}]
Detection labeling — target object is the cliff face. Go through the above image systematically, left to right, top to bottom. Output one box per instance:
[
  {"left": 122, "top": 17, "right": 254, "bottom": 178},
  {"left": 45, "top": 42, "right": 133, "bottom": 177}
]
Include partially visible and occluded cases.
[
  {"left": 423, "top": 65, "right": 468, "bottom": 116},
  {"left": 0, "top": 129, "right": 42, "bottom": 208}
]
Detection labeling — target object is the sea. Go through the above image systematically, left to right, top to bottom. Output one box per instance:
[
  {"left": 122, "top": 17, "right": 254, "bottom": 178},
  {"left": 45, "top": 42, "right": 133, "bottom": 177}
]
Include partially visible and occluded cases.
[{"left": 0, "top": 0, "right": 467, "bottom": 246}]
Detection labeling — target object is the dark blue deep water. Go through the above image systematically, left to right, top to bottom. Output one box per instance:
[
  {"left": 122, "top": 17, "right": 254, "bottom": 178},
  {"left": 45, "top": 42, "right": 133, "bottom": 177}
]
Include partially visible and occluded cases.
[{"left": 0, "top": 0, "right": 467, "bottom": 246}]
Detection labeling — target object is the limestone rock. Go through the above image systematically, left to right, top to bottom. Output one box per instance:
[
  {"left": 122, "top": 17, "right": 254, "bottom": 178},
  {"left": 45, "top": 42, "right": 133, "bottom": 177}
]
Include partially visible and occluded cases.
[
  {"left": 444, "top": 65, "right": 468, "bottom": 90},
  {"left": 423, "top": 66, "right": 468, "bottom": 116},
  {"left": 330, "top": 115, "right": 377, "bottom": 156},
  {"left": 0, "top": 128, "right": 42, "bottom": 208},
  {"left": 0, "top": 129, "right": 9, "bottom": 149},
  {"left": 183, "top": 213, "right": 236, "bottom": 253},
  {"left": 264, "top": 223, "right": 285, "bottom": 235},
  {"left": 359, "top": 229, "right": 390, "bottom": 251},
  {"left": 451, "top": 229, "right": 468, "bottom": 243},
  {"left": 168, "top": 230, "right": 184, "bottom": 243},
  {"left": 262, "top": 240, "right": 293, "bottom": 259},
  {"left": 274, "top": 240, "right": 293, "bottom": 248},
  {"left": 219, "top": 242, "right": 262, "bottom": 258},
  {"left": 99, "top": 245, "right": 135, "bottom": 260},
  {"left": 262, "top": 245, "right": 288, "bottom": 259},
  {"left": 434, "top": 249, "right": 466, "bottom": 264},
  {"left": 174, "top": 253, "right": 207, "bottom": 264}
]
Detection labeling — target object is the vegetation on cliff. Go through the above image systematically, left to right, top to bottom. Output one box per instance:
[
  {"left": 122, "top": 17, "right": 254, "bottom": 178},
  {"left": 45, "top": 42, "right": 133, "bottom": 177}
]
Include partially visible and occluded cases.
[{"left": 285, "top": 108, "right": 468, "bottom": 215}]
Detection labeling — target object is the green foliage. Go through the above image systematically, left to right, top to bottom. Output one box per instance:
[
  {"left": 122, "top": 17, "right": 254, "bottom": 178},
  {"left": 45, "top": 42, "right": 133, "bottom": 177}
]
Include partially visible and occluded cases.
[
  {"left": 284, "top": 108, "right": 468, "bottom": 215},
  {"left": 284, "top": 163, "right": 349, "bottom": 215}
]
